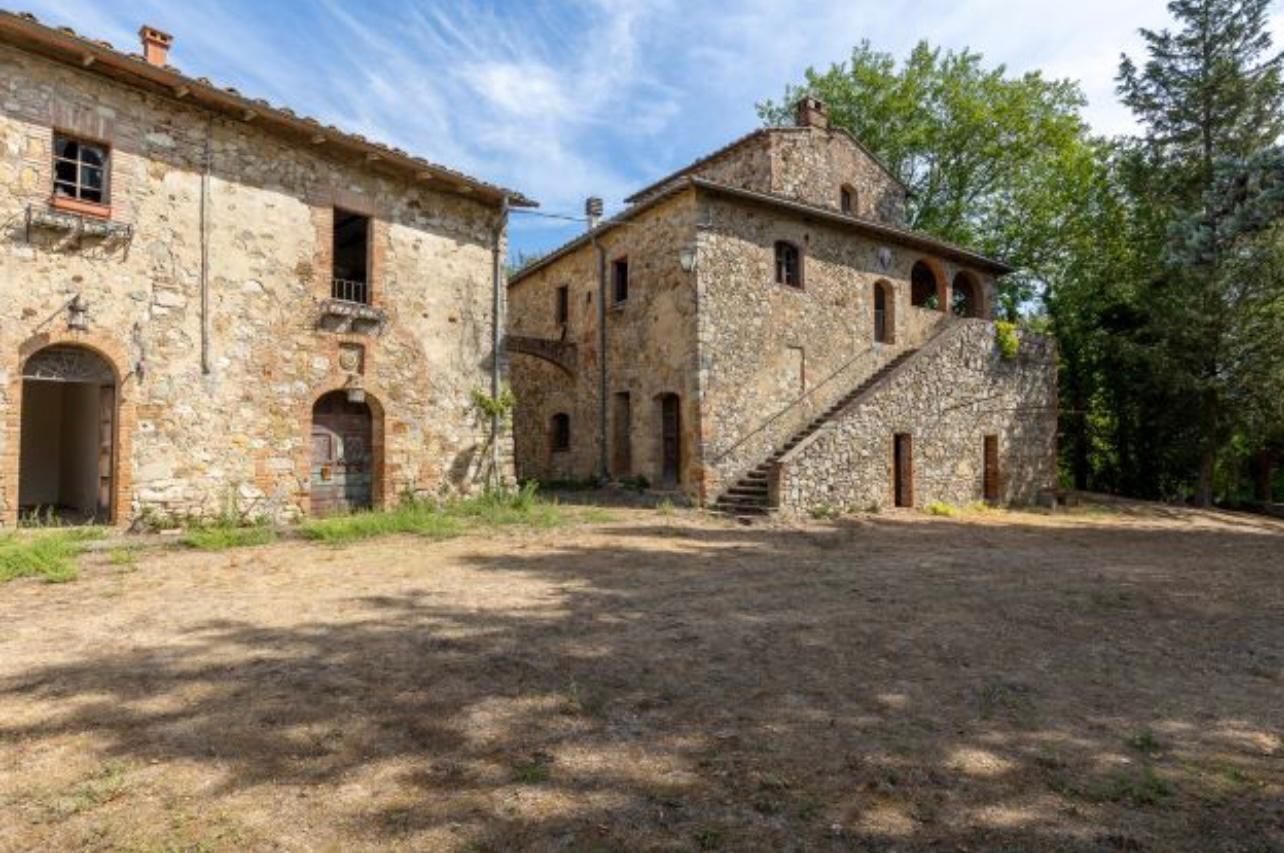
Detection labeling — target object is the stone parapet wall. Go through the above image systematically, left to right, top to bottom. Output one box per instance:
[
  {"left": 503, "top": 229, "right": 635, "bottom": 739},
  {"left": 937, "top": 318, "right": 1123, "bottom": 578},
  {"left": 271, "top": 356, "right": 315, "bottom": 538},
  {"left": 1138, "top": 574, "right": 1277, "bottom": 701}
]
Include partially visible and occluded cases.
[{"left": 773, "top": 320, "right": 1058, "bottom": 513}]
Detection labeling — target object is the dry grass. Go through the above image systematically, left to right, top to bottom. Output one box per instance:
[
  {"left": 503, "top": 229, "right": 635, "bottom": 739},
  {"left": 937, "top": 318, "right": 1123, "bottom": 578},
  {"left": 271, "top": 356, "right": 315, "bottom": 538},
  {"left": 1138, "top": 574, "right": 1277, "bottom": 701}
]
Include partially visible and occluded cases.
[{"left": 0, "top": 503, "right": 1280, "bottom": 851}]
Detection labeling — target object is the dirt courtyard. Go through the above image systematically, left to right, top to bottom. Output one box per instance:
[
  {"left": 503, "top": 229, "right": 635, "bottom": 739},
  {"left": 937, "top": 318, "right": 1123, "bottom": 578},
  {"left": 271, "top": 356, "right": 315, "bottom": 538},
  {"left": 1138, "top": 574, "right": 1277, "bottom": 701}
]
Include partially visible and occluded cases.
[{"left": 1, "top": 503, "right": 1281, "bottom": 851}]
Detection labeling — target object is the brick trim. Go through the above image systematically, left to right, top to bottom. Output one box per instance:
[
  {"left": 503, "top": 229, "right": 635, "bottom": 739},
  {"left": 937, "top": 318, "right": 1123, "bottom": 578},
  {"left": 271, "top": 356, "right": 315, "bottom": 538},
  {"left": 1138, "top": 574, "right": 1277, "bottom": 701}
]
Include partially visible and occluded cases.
[{"left": 3, "top": 331, "right": 135, "bottom": 527}]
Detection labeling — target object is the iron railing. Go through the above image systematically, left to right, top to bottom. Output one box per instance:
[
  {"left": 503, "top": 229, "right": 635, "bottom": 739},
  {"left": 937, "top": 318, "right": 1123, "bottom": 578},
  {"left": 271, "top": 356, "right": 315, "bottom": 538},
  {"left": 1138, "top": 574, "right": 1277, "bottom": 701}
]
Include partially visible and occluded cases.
[{"left": 331, "top": 277, "right": 369, "bottom": 304}]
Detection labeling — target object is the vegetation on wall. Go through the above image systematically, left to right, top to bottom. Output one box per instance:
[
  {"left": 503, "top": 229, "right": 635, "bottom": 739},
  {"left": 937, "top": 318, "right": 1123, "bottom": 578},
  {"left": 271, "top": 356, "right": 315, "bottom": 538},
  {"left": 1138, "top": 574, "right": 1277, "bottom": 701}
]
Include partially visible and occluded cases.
[{"left": 762, "top": 0, "right": 1284, "bottom": 507}]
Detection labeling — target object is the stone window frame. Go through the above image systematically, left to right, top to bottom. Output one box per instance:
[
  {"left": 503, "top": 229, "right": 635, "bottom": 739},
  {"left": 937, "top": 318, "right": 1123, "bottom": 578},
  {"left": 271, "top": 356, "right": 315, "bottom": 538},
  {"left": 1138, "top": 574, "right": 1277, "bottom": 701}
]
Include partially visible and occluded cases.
[
  {"left": 51, "top": 131, "right": 112, "bottom": 218},
  {"left": 840, "top": 184, "right": 857, "bottom": 215},
  {"left": 774, "top": 240, "right": 804, "bottom": 289},
  {"left": 611, "top": 258, "right": 629, "bottom": 306},
  {"left": 873, "top": 279, "right": 896, "bottom": 344},
  {"left": 555, "top": 284, "right": 570, "bottom": 327},
  {"left": 550, "top": 412, "right": 571, "bottom": 453}
]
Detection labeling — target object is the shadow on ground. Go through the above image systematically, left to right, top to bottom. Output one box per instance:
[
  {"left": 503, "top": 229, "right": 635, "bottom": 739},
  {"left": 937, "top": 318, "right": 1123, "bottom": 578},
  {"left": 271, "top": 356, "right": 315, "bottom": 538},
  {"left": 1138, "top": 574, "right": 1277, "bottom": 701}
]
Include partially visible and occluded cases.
[{"left": 1, "top": 510, "right": 1281, "bottom": 850}]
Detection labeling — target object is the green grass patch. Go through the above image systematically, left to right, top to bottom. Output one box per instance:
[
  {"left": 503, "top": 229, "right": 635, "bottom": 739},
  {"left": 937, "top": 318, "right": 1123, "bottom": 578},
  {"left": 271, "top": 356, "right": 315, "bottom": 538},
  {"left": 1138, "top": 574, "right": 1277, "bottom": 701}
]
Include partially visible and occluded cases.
[
  {"left": 300, "top": 484, "right": 564, "bottom": 545},
  {"left": 925, "top": 501, "right": 959, "bottom": 517},
  {"left": 182, "top": 525, "right": 276, "bottom": 551},
  {"left": 0, "top": 528, "right": 104, "bottom": 584}
]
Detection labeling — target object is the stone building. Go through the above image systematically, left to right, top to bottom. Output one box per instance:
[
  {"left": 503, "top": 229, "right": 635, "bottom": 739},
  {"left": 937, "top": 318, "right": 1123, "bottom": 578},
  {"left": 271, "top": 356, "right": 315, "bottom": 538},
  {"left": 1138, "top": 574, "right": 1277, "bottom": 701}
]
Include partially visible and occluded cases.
[
  {"left": 0, "top": 13, "right": 533, "bottom": 526},
  {"left": 507, "top": 97, "right": 1057, "bottom": 514}
]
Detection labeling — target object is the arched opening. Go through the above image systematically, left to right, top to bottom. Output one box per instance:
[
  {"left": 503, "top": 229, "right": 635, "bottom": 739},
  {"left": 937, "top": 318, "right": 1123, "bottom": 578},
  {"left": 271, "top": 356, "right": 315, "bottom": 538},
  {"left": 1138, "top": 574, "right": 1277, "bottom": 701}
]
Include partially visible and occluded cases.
[
  {"left": 774, "top": 241, "right": 803, "bottom": 289},
  {"left": 910, "top": 260, "right": 943, "bottom": 310},
  {"left": 952, "top": 271, "right": 982, "bottom": 318},
  {"left": 873, "top": 280, "right": 895, "bottom": 343},
  {"left": 19, "top": 345, "right": 118, "bottom": 525},
  {"left": 310, "top": 390, "right": 374, "bottom": 516},
  {"left": 657, "top": 393, "right": 681, "bottom": 488}
]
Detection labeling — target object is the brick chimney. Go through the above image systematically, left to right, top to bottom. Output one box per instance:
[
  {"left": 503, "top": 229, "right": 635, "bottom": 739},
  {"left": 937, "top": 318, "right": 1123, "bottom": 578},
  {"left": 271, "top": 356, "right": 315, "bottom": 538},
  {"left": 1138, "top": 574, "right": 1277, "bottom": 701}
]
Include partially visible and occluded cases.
[
  {"left": 138, "top": 25, "right": 173, "bottom": 67},
  {"left": 795, "top": 95, "right": 829, "bottom": 130}
]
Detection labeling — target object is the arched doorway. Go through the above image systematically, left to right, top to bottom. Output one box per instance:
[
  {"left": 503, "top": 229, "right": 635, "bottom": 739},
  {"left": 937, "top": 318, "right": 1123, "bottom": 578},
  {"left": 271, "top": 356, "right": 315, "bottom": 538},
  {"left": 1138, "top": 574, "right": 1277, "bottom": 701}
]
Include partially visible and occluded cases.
[
  {"left": 952, "top": 272, "right": 982, "bottom": 318},
  {"left": 873, "top": 280, "right": 894, "bottom": 343},
  {"left": 19, "top": 345, "right": 117, "bottom": 524},
  {"left": 310, "top": 390, "right": 374, "bottom": 516},
  {"left": 657, "top": 393, "right": 681, "bottom": 488}
]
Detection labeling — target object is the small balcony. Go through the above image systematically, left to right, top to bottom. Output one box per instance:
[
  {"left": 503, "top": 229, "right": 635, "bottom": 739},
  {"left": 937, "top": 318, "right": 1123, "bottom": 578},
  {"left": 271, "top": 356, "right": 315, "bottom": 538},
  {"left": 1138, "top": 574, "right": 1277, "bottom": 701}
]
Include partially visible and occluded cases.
[{"left": 331, "top": 277, "right": 369, "bottom": 305}]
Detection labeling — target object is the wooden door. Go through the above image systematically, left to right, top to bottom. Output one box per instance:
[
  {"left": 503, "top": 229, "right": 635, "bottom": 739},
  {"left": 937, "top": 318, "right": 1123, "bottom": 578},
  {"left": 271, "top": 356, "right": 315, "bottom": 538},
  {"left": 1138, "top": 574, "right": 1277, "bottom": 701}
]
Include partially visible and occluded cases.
[
  {"left": 612, "top": 392, "right": 632, "bottom": 477},
  {"left": 310, "top": 393, "right": 373, "bottom": 516},
  {"left": 660, "top": 394, "right": 680, "bottom": 487},
  {"left": 894, "top": 433, "right": 913, "bottom": 508},
  {"left": 983, "top": 435, "right": 1000, "bottom": 503}
]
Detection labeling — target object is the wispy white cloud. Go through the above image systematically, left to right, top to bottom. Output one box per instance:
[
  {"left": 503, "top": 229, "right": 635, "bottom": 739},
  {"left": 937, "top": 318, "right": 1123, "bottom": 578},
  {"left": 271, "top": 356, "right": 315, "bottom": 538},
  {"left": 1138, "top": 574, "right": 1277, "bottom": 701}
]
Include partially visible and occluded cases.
[{"left": 13, "top": 0, "right": 1283, "bottom": 254}]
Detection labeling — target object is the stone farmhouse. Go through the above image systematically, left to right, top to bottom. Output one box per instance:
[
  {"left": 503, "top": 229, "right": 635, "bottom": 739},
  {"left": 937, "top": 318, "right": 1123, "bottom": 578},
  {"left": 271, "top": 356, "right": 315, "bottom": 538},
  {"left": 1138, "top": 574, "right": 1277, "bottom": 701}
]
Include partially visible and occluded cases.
[
  {"left": 0, "top": 14, "right": 533, "bottom": 526},
  {"left": 507, "top": 97, "right": 1058, "bottom": 515}
]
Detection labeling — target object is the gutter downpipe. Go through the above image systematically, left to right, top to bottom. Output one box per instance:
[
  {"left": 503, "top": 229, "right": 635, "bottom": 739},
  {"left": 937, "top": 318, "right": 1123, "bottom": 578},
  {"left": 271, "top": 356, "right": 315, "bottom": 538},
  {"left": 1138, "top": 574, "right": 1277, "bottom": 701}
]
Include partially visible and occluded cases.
[
  {"left": 199, "top": 117, "right": 212, "bottom": 374},
  {"left": 491, "top": 195, "right": 509, "bottom": 491},
  {"left": 593, "top": 234, "right": 608, "bottom": 482}
]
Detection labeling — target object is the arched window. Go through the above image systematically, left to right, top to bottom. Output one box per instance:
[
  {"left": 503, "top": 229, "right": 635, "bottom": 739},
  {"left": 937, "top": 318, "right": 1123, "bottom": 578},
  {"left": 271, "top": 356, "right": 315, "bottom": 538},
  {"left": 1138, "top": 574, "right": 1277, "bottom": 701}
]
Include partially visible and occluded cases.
[
  {"left": 840, "top": 184, "right": 857, "bottom": 215},
  {"left": 775, "top": 241, "right": 802, "bottom": 288},
  {"left": 910, "top": 260, "right": 942, "bottom": 310},
  {"left": 951, "top": 271, "right": 982, "bottom": 318},
  {"left": 873, "top": 280, "right": 894, "bottom": 343},
  {"left": 550, "top": 413, "right": 571, "bottom": 452}
]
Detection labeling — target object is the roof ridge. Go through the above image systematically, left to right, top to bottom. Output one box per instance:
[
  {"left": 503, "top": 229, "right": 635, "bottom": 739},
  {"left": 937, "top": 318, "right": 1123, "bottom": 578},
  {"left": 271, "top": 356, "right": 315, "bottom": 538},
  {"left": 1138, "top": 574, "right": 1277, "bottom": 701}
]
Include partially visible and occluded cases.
[{"left": 0, "top": 10, "right": 535, "bottom": 207}]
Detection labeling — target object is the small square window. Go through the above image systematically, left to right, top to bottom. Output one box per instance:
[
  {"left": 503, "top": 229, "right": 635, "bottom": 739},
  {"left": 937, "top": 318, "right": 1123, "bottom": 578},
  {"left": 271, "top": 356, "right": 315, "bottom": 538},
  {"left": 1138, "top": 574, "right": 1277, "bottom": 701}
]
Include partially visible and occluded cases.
[
  {"left": 52, "top": 133, "right": 110, "bottom": 205},
  {"left": 840, "top": 185, "right": 855, "bottom": 214},
  {"left": 612, "top": 258, "right": 629, "bottom": 304}
]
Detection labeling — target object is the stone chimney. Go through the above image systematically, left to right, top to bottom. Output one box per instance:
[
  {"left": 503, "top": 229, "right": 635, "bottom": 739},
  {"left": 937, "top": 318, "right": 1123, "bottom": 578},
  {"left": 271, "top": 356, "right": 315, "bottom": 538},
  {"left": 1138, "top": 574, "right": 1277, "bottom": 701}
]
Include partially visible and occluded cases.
[
  {"left": 139, "top": 25, "right": 173, "bottom": 67},
  {"left": 795, "top": 95, "right": 829, "bottom": 130},
  {"left": 585, "top": 196, "right": 603, "bottom": 231}
]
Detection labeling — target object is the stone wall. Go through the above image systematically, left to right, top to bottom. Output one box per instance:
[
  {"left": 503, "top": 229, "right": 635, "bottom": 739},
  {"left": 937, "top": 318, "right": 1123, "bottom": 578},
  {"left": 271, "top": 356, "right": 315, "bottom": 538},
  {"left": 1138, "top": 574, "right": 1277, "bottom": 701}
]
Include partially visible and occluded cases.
[
  {"left": 0, "top": 45, "right": 509, "bottom": 525},
  {"left": 631, "top": 127, "right": 906, "bottom": 225},
  {"left": 766, "top": 129, "right": 906, "bottom": 222},
  {"left": 508, "top": 191, "right": 702, "bottom": 491},
  {"left": 695, "top": 192, "right": 991, "bottom": 501},
  {"left": 773, "top": 320, "right": 1058, "bottom": 512}
]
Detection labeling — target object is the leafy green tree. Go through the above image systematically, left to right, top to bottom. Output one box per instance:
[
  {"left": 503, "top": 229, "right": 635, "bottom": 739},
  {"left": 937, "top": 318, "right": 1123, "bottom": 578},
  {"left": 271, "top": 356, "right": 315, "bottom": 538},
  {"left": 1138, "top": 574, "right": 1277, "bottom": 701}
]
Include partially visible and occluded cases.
[
  {"left": 1116, "top": 0, "right": 1284, "bottom": 504},
  {"left": 758, "top": 41, "right": 1096, "bottom": 316}
]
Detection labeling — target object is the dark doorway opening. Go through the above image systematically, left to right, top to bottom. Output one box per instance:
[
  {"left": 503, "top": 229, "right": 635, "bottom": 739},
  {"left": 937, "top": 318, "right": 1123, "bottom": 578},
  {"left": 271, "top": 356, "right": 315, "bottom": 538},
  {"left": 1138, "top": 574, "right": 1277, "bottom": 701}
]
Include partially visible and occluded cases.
[
  {"left": 874, "top": 281, "right": 892, "bottom": 343},
  {"left": 19, "top": 345, "right": 116, "bottom": 525},
  {"left": 311, "top": 391, "right": 373, "bottom": 516},
  {"left": 659, "top": 393, "right": 681, "bottom": 488},
  {"left": 893, "top": 433, "right": 913, "bottom": 508},
  {"left": 983, "top": 435, "right": 1000, "bottom": 503}
]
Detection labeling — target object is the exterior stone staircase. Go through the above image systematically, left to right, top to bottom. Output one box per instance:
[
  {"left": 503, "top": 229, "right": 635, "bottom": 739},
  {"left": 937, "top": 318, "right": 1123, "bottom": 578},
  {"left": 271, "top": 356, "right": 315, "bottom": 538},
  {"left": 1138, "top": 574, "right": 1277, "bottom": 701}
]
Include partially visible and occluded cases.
[{"left": 712, "top": 347, "right": 921, "bottom": 518}]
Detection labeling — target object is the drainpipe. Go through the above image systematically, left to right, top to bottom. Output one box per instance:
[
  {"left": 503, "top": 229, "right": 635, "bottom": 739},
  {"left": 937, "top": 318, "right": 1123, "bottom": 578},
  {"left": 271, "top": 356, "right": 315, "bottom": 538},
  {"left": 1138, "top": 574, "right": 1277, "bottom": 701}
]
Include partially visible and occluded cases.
[
  {"left": 199, "top": 117, "right": 212, "bottom": 374},
  {"left": 491, "top": 195, "right": 509, "bottom": 490},
  {"left": 594, "top": 236, "right": 608, "bottom": 482}
]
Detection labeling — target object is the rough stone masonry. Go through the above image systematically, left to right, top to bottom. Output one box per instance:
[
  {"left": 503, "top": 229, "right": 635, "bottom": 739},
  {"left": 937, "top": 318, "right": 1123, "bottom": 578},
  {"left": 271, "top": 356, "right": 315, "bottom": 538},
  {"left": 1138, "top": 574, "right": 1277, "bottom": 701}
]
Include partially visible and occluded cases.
[{"left": 0, "top": 16, "right": 531, "bottom": 526}]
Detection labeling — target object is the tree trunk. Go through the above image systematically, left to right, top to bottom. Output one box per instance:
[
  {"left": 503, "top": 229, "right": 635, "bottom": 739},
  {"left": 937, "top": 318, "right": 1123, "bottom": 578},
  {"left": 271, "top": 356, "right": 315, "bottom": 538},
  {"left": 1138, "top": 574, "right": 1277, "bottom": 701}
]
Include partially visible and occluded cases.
[
  {"left": 1195, "top": 448, "right": 1214, "bottom": 508},
  {"left": 1253, "top": 451, "right": 1276, "bottom": 504}
]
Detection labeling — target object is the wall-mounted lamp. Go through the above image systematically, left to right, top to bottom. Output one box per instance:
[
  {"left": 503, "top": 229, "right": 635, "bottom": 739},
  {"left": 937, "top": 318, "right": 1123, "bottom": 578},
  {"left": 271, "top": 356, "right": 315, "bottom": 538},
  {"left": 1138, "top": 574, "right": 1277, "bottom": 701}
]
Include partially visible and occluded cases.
[
  {"left": 678, "top": 245, "right": 697, "bottom": 273},
  {"left": 67, "top": 294, "right": 89, "bottom": 331}
]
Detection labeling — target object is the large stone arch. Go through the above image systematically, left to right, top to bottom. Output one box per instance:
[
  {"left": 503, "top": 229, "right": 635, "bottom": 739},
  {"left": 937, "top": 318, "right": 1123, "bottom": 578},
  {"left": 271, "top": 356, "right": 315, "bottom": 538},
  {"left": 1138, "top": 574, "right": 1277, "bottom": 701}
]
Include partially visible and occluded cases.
[{"left": 4, "top": 331, "right": 134, "bottom": 526}]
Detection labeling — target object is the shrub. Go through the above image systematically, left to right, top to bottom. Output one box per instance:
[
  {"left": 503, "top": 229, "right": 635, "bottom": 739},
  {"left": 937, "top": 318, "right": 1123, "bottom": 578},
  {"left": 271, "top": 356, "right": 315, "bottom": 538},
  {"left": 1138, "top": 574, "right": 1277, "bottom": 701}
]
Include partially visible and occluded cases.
[
  {"left": 995, "top": 321, "right": 1020, "bottom": 359},
  {"left": 925, "top": 501, "right": 958, "bottom": 517}
]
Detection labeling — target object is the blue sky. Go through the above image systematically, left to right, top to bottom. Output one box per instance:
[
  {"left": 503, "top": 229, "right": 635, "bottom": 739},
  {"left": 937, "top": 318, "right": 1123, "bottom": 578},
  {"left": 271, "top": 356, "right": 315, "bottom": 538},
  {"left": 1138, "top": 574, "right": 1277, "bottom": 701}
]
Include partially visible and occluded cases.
[{"left": 22, "top": 0, "right": 1284, "bottom": 257}]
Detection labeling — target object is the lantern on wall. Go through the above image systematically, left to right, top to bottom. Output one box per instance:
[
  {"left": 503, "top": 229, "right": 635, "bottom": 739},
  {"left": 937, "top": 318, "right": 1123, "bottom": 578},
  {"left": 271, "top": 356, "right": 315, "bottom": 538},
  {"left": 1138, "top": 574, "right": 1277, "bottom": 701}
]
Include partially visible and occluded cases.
[
  {"left": 67, "top": 294, "right": 89, "bottom": 331},
  {"left": 344, "top": 372, "right": 366, "bottom": 404}
]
